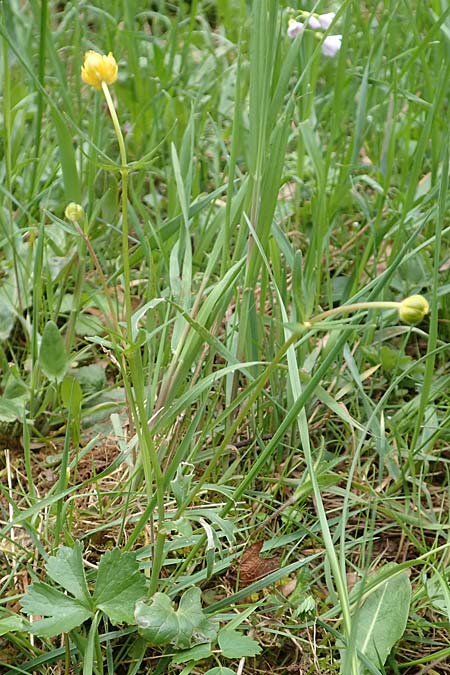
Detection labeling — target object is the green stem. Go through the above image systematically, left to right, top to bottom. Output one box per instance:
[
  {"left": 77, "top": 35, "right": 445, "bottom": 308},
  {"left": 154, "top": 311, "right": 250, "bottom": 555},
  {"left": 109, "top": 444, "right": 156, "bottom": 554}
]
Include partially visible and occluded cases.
[
  {"left": 29, "top": 0, "right": 47, "bottom": 197},
  {"left": 101, "top": 81, "right": 166, "bottom": 592},
  {"left": 101, "top": 82, "right": 132, "bottom": 339},
  {"left": 73, "top": 222, "right": 118, "bottom": 337},
  {"left": 65, "top": 233, "right": 86, "bottom": 352},
  {"left": 305, "top": 301, "right": 400, "bottom": 326},
  {"left": 64, "top": 634, "right": 71, "bottom": 675}
]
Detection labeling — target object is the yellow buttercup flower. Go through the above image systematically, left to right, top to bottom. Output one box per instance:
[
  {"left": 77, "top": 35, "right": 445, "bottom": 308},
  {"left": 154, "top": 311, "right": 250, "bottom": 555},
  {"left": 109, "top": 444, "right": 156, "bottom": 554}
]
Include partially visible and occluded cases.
[
  {"left": 81, "top": 50, "right": 118, "bottom": 90},
  {"left": 398, "top": 295, "right": 429, "bottom": 324}
]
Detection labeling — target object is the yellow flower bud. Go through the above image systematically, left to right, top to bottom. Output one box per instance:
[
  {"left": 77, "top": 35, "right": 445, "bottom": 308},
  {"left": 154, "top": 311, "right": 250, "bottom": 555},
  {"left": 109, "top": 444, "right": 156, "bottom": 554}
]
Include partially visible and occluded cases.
[
  {"left": 81, "top": 50, "right": 118, "bottom": 90},
  {"left": 64, "top": 202, "right": 85, "bottom": 223},
  {"left": 398, "top": 295, "right": 429, "bottom": 324}
]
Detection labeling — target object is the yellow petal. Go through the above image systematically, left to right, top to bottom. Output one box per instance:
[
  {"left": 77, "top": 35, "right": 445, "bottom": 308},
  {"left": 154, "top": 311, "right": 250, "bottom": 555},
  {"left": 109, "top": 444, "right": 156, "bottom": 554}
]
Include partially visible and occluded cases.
[{"left": 81, "top": 50, "right": 118, "bottom": 90}]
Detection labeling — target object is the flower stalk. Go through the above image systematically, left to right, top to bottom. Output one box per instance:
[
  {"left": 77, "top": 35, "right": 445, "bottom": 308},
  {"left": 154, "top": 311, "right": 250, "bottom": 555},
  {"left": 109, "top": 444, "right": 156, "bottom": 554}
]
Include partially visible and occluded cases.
[
  {"left": 82, "top": 51, "right": 166, "bottom": 592},
  {"left": 100, "top": 80, "right": 132, "bottom": 340},
  {"left": 303, "top": 295, "right": 429, "bottom": 327}
]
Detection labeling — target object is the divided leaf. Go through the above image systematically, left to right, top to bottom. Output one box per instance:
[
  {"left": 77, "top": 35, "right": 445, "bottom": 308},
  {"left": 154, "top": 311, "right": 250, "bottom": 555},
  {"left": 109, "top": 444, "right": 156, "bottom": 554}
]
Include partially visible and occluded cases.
[
  {"left": 46, "top": 542, "right": 91, "bottom": 604},
  {"left": 21, "top": 544, "right": 146, "bottom": 637},
  {"left": 21, "top": 545, "right": 93, "bottom": 637},
  {"left": 93, "top": 549, "right": 146, "bottom": 625},
  {"left": 20, "top": 583, "right": 92, "bottom": 637},
  {"left": 135, "top": 587, "right": 217, "bottom": 649},
  {"left": 0, "top": 614, "right": 28, "bottom": 636},
  {"left": 218, "top": 628, "right": 262, "bottom": 658},
  {"left": 171, "top": 642, "right": 213, "bottom": 664}
]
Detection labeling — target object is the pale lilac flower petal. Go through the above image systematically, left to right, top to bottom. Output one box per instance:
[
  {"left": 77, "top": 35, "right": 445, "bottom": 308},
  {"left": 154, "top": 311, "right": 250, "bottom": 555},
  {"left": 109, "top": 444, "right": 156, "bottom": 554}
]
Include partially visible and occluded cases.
[
  {"left": 318, "top": 12, "right": 336, "bottom": 30},
  {"left": 307, "top": 15, "right": 321, "bottom": 30},
  {"left": 287, "top": 19, "right": 305, "bottom": 39},
  {"left": 321, "top": 34, "right": 342, "bottom": 57}
]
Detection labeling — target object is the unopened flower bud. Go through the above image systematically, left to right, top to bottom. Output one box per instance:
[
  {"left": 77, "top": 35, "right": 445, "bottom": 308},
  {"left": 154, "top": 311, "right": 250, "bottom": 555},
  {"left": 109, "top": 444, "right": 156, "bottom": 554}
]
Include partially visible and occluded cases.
[
  {"left": 318, "top": 12, "right": 336, "bottom": 30},
  {"left": 287, "top": 19, "right": 305, "bottom": 39},
  {"left": 321, "top": 34, "right": 342, "bottom": 57},
  {"left": 81, "top": 50, "right": 118, "bottom": 90},
  {"left": 64, "top": 202, "right": 85, "bottom": 223},
  {"left": 398, "top": 295, "right": 429, "bottom": 324}
]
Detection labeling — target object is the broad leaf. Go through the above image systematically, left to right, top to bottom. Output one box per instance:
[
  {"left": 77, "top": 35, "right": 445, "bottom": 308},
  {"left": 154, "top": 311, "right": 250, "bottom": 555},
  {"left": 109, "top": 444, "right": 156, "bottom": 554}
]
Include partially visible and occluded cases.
[
  {"left": 0, "top": 291, "right": 16, "bottom": 341},
  {"left": 39, "top": 320, "right": 68, "bottom": 382},
  {"left": 72, "top": 363, "right": 106, "bottom": 395},
  {"left": 60, "top": 375, "right": 83, "bottom": 416},
  {"left": 0, "top": 397, "right": 25, "bottom": 423},
  {"left": 46, "top": 543, "right": 91, "bottom": 605},
  {"left": 21, "top": 544, "right": 146, "bottom": 637},
  {"left": 93, "top": 549, "right": 146, "bottom": 625},
  {"left": 342, "top": 564, "right": 412, "bottom": 674},
  {"left": 20, "top": 582, "right": 92, "bottom": 637},
  {"left": 177, "top": 586, "right": 217, "bottom": 644},
  {"left": 135, "top": 587, "right": 217, "bottom": 649},
  {"left": 135, "top": 593, "right": 178, "bottom": 646},
  {"left": 0, "top": 614, "right": 28, "bottom": 635},
  {"left": 218, "top": 628, "right": 262, "bottom": 658},
  {"left": 171, "top": 643, "right": 213, "bottom": 664},
  {"left": 204, "top": 668, "right": 236, "bottom": 675}
]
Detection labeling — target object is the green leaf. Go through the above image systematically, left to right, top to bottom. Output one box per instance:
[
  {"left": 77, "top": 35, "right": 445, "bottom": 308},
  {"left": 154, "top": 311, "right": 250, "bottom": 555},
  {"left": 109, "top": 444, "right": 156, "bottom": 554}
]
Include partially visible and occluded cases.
[
  {"left": 51, "top": 107, "right": 81, "bottom": 204},
  {"left": 0, "top": 290, "right": 16, "bottom": 341},
  {"left": 39, "top": 320, "right": 68, "bottom": 382},
  {"left": 379, "top": 346, "right": 412, "bottom": 372},
  {"left": 72, "top": 363, "right": 106, "bottom": 395},
  {"left": 60, "top": 375, "right": 83, "bottom": 416},
  {"left": 0, "top": 396, "right": 25, "bottom": 423},
  {"left": 46, "top": 543, "right": 91, "bottom": 605},
  {"left": 21, "top": 545, "right": 147, "bottom": 637},
  {"left": 93, "top": 549, "right": 146, "bottom": 625},
  {"left": 343, "top": 564, "right": 412, "bottom": 674},
  {"left": 426, "top": 570, "right": 450, "bottom": 619},
  {"left": 20, "top": 582, "right": 92, "bottom": 637},
  {"left": 135, "top": 587, "right": 217, "bottom": 649},
  {"left": 177, "top": 587, "right": 217, "bottom": 645},
  {"left": 135, "top": 593, "right": 178, "bottom": 646},
  {"left": 0, "top": 614, "right": 28, "bottom": 635},
  {"left": 218, "top": 628, "right": 262, "bottom": 658},
  {"left": 171, "top": 643, "right": 213, "bottom": 665},
  {"left": 204, "top": 668, "right": 236, "bottom": 675}
]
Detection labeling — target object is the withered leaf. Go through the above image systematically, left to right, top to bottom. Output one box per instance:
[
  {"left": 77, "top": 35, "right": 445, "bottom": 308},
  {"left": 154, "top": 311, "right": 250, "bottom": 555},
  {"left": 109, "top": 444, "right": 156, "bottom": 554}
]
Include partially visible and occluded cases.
[{"left": 230, "top": 541, "right": 281, "bottom": 588}]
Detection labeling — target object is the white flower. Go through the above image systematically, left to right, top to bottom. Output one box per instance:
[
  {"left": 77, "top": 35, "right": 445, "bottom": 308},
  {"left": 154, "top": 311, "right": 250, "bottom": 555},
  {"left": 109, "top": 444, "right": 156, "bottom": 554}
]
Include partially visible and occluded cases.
[
  {"left": 318, "top": 12, "right": 336, "bottom": 30},
  {"left": 307, "top": 15, "right": 321, "bottom": 30},
  {"left": 287, "top": 19, "right": 305, "bottom": 39},
  {"left": 321, "top": 34, "right": 342, "bottom": 57}
]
